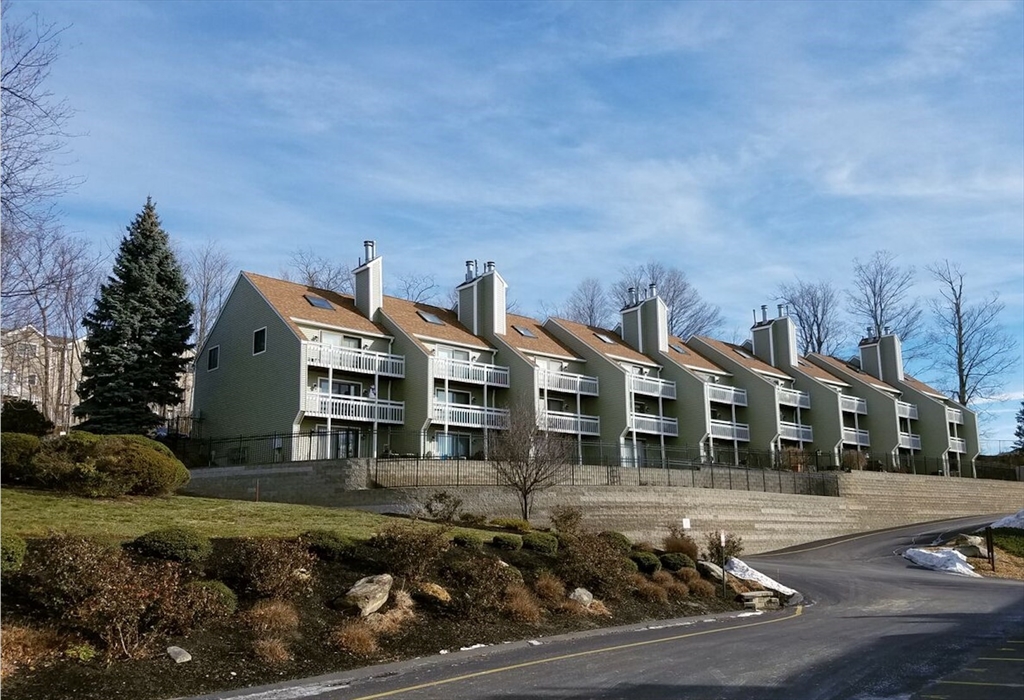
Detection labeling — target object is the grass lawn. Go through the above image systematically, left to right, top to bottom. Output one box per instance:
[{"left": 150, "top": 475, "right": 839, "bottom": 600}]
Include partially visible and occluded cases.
[{"left": 0, "top": 487, "right": 405, "bottom": 542}]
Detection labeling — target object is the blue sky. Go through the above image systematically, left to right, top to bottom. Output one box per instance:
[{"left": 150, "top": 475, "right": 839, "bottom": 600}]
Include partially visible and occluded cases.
[{"left": 13, "top": 0, "right": 1024, "bottom": 447}]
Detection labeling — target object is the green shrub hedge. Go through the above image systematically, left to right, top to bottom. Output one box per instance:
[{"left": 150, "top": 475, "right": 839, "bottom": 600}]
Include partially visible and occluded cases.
[
  {"left": 0, "top": 433, "right": 41, "bottom": 484},
  {"left": 490, "top": 518, "right": 532, "bottom": 533},
  {"left": 128, "top": 527, "right": 212, "bottom": 565},
  {"left": 300, "top": 529, "right": 356, "bottom": 561},
  {"left": 598, "top": 530, "right": 632, "bottom": 554},
  {"left": 452, "top": 532, "right": 484, "bottom": 550},
  {"left": 522, "top": 532, "right": 558, "bottom": 555},
  {"left": 1, "top": 533, "right": 27, "bottom": 574},
  {"left": 492, "top": 533, "right": 523, "bottom": 551},
  {"left": 630, "top": 551, "right": 662, "bottom": 574},
  {"left": 659, "top": 552, "right": 695, "bottom": 572}
]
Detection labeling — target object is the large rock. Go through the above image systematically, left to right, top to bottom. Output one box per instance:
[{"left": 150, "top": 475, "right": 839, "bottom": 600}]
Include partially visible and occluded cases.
[
  {"left": 952, "top": 535, "right": 987, "bottom": 558},
  {"left": 344, "top": 574, "right": 393, "bottom": 617},
  {"left": 416, "top": 581, "right": 451, "bottom": 604},
  {"left": 569, "top": 587, "right": 593, "bottom": 609},
  {"left": 166, "top": 646, "right": 192, "bottom": 664}
]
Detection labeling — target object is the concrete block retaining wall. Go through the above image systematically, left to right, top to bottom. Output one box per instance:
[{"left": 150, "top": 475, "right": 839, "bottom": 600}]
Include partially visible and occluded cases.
[{"left": 181, "top": 463, "right": 1024, "bottom": 554}]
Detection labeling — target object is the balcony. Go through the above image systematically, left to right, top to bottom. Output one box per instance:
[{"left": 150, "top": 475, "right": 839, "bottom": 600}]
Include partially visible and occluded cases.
[
  {"left": 304, "top": 342, "right": 404, "bottom": 378},
  {"left": 432, "top": 357, "right": 510, "bottom": 388},
  {"left": 537, "top": 369, "right": 599, "bottom": 396},
  {"left": 630, "top": 375, "right": 676, "bottom": 400},
  {"left": 706, "top": 384, "right": 748, "bottom": 406},
  {"left": 777, "top": 387, "right": 811, "bottom": 409},
  {"left": 303, "top": 392, "right": 404, "bottom": 424},
  {"left": 840, "top": 395, "right": 868, "bottom": 415},
  {"left": 897, "top": 401, "right": 918, "bottom": 420},
  {"left": 433, "top": 402, "right": 509, "bottom": 429},
  {"left": 946, "top": 407, "right": 964, "bottom": 425},
  {"left": 541, "top": 410, "right": 600, "bottom": 436},
  {"left": 630, "top": 413, "right": 678, "bottom": 437},
  {"left": 710, "top": 419, "right": 750, "bottom": 441},
  {"left": 779, "top": 421, "right": 813, "bottom": 442},
  {"left": 842, "top": 427, "right": 871, "bottom": 447},
  {"left": 898, "top": 432, "right": 922, "bottom": 450},
  {"left": 949, "top": 436, "right": 967, "bottom": 453}
]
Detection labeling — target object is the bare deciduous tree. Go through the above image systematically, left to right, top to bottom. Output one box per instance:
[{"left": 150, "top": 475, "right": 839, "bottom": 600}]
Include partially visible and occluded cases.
[
  {"left": 185, "top": 239, "right": 234, "bottom": 349},
  {"left": 281, "top": 247, "right": 354, "bottom": 293},
  {"left": 847, "top": 250, "right": 923, "bottom": 345},
  {"left": 925, "top": 260, "right": 1017, "bottom": 406},
  {"left": 610, "top": 262, "right": 722, "bottom": 339},
  {"left": 391, "top": 272, "right": 439, "bottom": 303},
  {"left": 561, "top": 277, "right": 609, "bottom": 327},
  {"left": 776, "top": 279, "right": 846, "bottom": 355},
  {"left": 491, "top": 398, "right": 578, "bottom": 520}
]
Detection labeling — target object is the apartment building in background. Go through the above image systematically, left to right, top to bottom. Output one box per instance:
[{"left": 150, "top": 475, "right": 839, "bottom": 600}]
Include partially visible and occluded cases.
[{"left": 0, "top": 325, "right": 83, "bottom": 432}]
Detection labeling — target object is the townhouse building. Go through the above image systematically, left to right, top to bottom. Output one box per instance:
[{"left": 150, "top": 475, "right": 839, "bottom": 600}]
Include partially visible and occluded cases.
[{"left": 0, "top": 325, "right": 84, "bottom": 431}]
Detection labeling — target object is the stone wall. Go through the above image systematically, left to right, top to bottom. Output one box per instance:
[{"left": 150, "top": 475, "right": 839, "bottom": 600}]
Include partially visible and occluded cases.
[{"left": 181, "top": 463, "right": 1024, "bottom": 554}]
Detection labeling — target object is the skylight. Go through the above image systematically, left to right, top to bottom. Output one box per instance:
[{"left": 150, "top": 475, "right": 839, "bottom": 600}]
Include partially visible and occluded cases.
[
  {"left": 304, "top": 294, "right": 333, "bottom": 310},
  {"left": 417, "top": 310, "right": 444, "bottom": 325},
  {"left": 513, "top": 325, "right": 537, "bottom": 338},
  {"left": 594, "top": 333, "right": 616, "bottom": 344},
  {"left": 670, "top": 344, "right": 688, "bottom": 355},
  {"left": 735, "top": 348, "right": 753, "bottom": 359}
]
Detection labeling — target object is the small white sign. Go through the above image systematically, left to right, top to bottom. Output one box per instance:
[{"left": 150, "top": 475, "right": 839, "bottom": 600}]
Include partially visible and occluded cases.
[
  {"left": 681, "top": 518, "right": 691, "bottom": 530},
  {"left": 720, "top": 531, "right": 726, "bottom": 547}
]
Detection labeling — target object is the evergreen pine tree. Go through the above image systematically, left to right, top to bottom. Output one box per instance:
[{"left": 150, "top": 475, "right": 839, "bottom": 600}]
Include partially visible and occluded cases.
[
  {"left": 74, "top": 198, "right": 194, "bottom": 434},
  {"left": 1014, "top": 401, "right": 1024, "bottom": 454}
]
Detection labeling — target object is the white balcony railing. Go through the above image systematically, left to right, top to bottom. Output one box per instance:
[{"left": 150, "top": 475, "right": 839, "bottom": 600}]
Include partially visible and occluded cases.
[
  {"left": 304, "top": 342, "right": 405, "bottom": 378},
  {"left": 432, "top": 357, "right": 510, "bottom": 388},
  {"left": 537, "top": 369, "right": 599, "bottom": 396},
  {"left": 630, "top": 375, "right": 676, "bottom": 399},
  {"left": 706, "top": 384, "right": 748, "bottom": 406},
  {"left": 777, "top": 387, "right": 811, "bottom": 409},
  {"left": 303, "top": 392, "right": 404, "bottom": 424},
  {"left": 840, "top": 395, "right": 868, "bottom": 415},
  {"left": 897, "top": 401, "right": 918, "bottom": 420},
  {"left": 432, "top": 402, "right": 509, "bottom": 429},
  {"left": 946, "top": 407, "right": 964, "bottom": 425},
  {"left": 541, "top": 410, "right": 601, "bottom": 436},
  {"left": 630, "top": 413, "right": 679, "bottom": 436},
  {"left": 710, "top": 419, "right": 750, "bottom": 441},
  {"left": 779, "top": 421, "right": 813, "bottom": 442},
  {"left": 842, "top": 427, "right": 871, "bottom": 447},
  {"left": 898, "top": 432, "right": 922, "bottom": 450},
  {"left": 949, "top": 436, "right": 967, "bottom": 453}
]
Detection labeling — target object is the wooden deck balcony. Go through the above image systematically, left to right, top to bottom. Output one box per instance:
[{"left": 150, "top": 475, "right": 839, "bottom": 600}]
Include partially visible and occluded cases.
[
  {"left": 303, "top": 342, "right": 404, "bottom": 377},
  {"left": 432, "top": 357, "right": 510, "bottom": 387},
  {"left": 537, "top": 369, "right": 599, "bottom": 396},
  {"left": 303, "top": 392, "right": 404, "bottom": 424},
  {"left": 432, "top": 402, "right": 509, "bottom": 429},
  {"left": 541, "top": 410, "right": 601, "bottom": 436}
]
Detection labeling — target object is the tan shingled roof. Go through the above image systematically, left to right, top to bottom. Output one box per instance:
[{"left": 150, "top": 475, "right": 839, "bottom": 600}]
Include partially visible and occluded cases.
[
  {"left": 243, "top": 272, "right": 389, "bottom": 339},
  {"left": 381, "top": 296, "right": 491, "bottom": 351},
  {"left": 505, "top": 314, "right": 580, "bottom": 361},
  {"left": 548, "top": 318, "right": 658, "bottom": 366},
  {"left": 663, "top": 336, "right": 730, "bottom": 375},
  {"left": 692, "top": 336, "right": 792, "bottom": 380},
  {"left": 809, "top": 353, "right": 901, "bottom": 394},
  {"left": 797, "top": 357, "right": 848, "bottom": 387},
  {"left": 903, "top": 374, "right": 946, "bottom": 399}
]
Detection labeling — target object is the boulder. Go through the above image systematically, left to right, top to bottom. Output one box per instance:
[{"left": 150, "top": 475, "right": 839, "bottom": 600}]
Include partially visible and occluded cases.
[
  {"left": 955, "top": 544, "right": 985, "bottom": 558},
  {"left": 697, "top": 560, "right": 725, "bottom": 583},
  {"left": 344, "top": 574, "right": 393, "bottom": 617},
  {"left": 417, "top": 581, "right": 451, "bottom": 604},
  {"left": 569, "top": 587, "right": 593, "bottom": 609},
  {"left": 166, "top": 646, "right": 192, "bottom": 664}
]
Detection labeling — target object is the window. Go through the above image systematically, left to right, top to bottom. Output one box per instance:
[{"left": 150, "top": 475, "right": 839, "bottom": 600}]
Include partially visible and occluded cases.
[
  {"left": 304, "top": 294, "right": 334, "bottom": 310},
  {"left": 417, "top": 310, "right": 444, "bottom": 325},
  {"left": 513, "top": 325, "right": 537, "bottom": 338},
  {"left": 253, "top": 328, "right": 267, "bottom": 355},
  {"left": 594, "top": 333, "right": 616, "bottom": 344},
  {"left": 342, "top": 336, "right": 362, "bottom": 349},
  {"left": 16, "top": 342, "right": 37, "bottom": 358},
  {"left": 670, "top": 344, "right": 688, "bottom": 355},
  {"left": 207, "top": 346, "right": 220, "bottom": 371},
  {"left": 436, "top": 346, "right": 471, "bottom": 361},
  {"left": 27, "top": 374, "right": 37, "bottom": 386},
  {"left": 319, "top": 378, "right": 360, "bottom": 396},
  {"left": 436, "top": 388, "right": 471, "bottom": 404},
  {"left": 546, "top": 398, "right": 564, "bottom": 412},
  {"left": 436, "top": 432, "right": 471, "bottom": 459}
]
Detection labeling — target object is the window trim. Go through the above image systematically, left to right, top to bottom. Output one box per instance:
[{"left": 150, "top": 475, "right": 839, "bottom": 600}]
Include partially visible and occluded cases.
[
  {"left": 253, "top": 327, "right": 267, "bottom": 356},
  {"left": 207, "top": 345, "right": 220, "bottom": 371}
]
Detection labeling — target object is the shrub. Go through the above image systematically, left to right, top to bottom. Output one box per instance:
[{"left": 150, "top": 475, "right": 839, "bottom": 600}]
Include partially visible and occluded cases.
[
  {"left": 1, "top": 399, "right": 54, "bottom": 436},
  {"left": 28, "top": 432, "right": 102, "bottom": 490},
  {"left": 0, "top": 433, "right": 41, "bottom": 484},
  {"left": 108, "top": 434, "right": 175, "bottom": 458},
  {"left": 90, "top": 437, "right": 190, "bottom": 496},
  {"left": 841, "top": 450, "right": 867, "bottom": 471},
  {"left": 421, "top": 491, "right": 463, "bottom": 522},
  {"left": 549, "top": 505, "right": 584, "bottom": 534},
  {"left": 458, "top": 512, "right": 487, "bottom": 527},
  {"left": 490, "top": 517, "right": 531, "bottom": 533},
  {"left": 367, "top": 523, "right": 450, "bottom": 582},
  {"left": 662, "top": 526, "right": 699, "bottom": 561},
  {"left": 128, "top": 527, "right": 212, "bottom": 565},
  {"left": 300, "top": 529, "right": 355, "bottom": 562},
  {"left": 557, "top": 530, "right": 635, "bottom": 599},
  {"left": 703, "top": 530, "right": 744, "bottom": 564},
  {"left": 598, "top": 531, "right": 632, "bottom": 554},
  {"left": 452, "top": 532, "right": 484, "bottom": 550},
  {"left": 522, "top": 532, "right": 558, "bottom": 555},
  {"left": 1, "top": 533, "right": 27, "bottom": 574},
  {"left": 492, "top": 533, "right": 523, "bottom": 551},
  {"left": 223, "top": 538, "right": 316, "bottom": 599},
  {"left": 631, "top": 541, "right": 656, "bottom": 553},
  {"left": 630, "top": 551, "right": 662, "bottom": 575},
  {"left": 659, "top": 552, "right": 695, "bottom": 572},
  {"left": 441, "top": 555, "right": 522, "bottom": 615},
  {"left": 675, "top": 568, "right": 702, "bottom": 585},
  {"left": 532, "top": 571, "right": 566, "bottom": 604},
  {"left": 631, "top": 574, "right": 669, "bottom": 603},
  {"left": 689, "top": 578, "right": 717, "bottom": 597},
  {"left": 160, "top": 579, "right": 238, "bottom": 634},
  {"left": 187, "top": 580, "right": 237, "bottom": 617},
  {"left": 503, "top": 584, "right": 542, "bottom": 624},
  {"left": 244, "top": 599, "right": 300, "bottom": 638},
  {"left": 332, "top": 620, "right": 378, "bottom": 656},
  {"left": 0, "top": 625, "right": 67, "bottom": 680},
  {"left": 253, "top": 638, "right": 291, "bottom": 664}
]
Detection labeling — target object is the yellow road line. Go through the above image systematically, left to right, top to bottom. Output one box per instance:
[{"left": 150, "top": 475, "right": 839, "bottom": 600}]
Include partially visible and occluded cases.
[
  {"left": 348, "top": 607, "right": 804, "bottom": 700},
  {"left": 977, "top": 657, "right": 1024, "bottom": 661},
  {"left": 937, "top": 680, "right": 1024, "bottom": 688}
]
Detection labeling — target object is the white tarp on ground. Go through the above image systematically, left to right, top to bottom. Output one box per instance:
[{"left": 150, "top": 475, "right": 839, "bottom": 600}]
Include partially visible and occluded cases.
[
  {"left": 990, "top": 509, "right": 1024, "bottom": 530},
  {"left": 903, "top": 547, "right": 981, "bottom": 577},
  {"left": 725, "top": 557, "right": 799, "bottom": 596}
]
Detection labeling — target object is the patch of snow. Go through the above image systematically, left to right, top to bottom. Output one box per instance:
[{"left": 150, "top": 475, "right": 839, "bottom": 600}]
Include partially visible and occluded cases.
[
  {"left": 991, "top": 509, "right": 1024, "bottom": 530},
  {"left": 903, "top": 547, "right": 981, "bottom": 577},
  {"left": 725, "top": 558, "right": 798, "bottom": 597},
  {"left": 734, "top": 611, "right": 763, "bottom": 618},
  {"left": 527, "top": 640, "right": 542, "bottom": 646},
  {"left": 459, "top": 643, "right": 488, "bottom": 652},
  {"left": 439, "top": 649, "right": 449, "bottom": 654},
  {"left": 229, "top": 682, "right": 353, "bottom": 699}
]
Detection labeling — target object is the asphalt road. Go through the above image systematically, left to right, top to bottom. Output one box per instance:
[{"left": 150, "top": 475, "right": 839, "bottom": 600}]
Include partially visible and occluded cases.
[{"left": 195, "top": 516, "right": 1024, "bottom": 700}]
